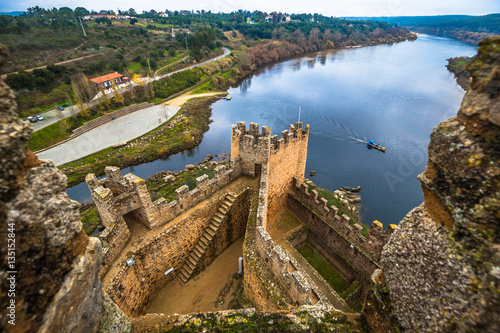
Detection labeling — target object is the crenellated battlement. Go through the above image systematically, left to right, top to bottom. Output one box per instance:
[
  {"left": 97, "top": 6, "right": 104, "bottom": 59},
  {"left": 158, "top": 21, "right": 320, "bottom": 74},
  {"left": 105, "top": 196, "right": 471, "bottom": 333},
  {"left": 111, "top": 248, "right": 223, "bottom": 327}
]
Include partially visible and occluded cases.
[
  {"left": 231, "top": 121, "right": 309, "bottom": 162},
  {"left": 87, "top": 164, "right": 236, "bottom": 230},
  {"left": 289, "top": 177, "right": 397, "bottom": 265}
]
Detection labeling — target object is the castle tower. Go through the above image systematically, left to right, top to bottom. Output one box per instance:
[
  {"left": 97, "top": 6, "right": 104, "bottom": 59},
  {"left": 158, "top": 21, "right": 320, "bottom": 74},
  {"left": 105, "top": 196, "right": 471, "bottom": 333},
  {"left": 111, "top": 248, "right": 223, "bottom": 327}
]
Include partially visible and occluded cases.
[{"left": 231, "top": 121, "right": 310, "bottom": 219}]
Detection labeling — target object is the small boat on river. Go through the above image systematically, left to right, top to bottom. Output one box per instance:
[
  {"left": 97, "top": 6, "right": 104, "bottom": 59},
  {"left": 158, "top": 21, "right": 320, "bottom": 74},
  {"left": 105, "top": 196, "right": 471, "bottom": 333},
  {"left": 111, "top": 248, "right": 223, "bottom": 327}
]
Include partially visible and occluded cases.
[{"left": 367, "top": 140, "right": 386, "bottom": 152}]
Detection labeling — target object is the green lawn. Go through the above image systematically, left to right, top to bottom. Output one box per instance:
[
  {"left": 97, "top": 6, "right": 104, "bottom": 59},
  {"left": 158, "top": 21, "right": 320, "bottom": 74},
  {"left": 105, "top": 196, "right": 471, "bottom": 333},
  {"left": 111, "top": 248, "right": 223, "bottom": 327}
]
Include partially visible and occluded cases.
[
  {"left": 127, "top": 62, "right": 143, "bottom": 73},
  {"left": 29, "top": 121, "right": 70, "bottom": 152},
  {"left": 146, "top": 166, "right": 218, "bottom": 202},
  {"left": 80, "top": 205, "right": 102, "bottom": 235},
  {"left": 296, "top": 242, "right": 348, "bottom": 292}
]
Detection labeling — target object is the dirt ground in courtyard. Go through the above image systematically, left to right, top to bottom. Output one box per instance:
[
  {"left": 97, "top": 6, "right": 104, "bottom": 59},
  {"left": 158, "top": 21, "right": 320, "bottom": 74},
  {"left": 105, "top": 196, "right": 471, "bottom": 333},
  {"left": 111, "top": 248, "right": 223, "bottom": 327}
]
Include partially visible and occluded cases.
[{"left": 145, "top": 236, "right": 248, "bottom": 315}]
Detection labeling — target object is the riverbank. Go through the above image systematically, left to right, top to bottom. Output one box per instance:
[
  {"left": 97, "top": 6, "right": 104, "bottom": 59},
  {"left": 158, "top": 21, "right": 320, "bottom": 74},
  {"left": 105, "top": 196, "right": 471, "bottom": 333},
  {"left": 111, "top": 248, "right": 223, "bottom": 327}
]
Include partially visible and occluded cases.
[
  {"left": 446, "top": 56, "right": 472, "bottom": 90},
  {"left": 61, "top": 95, "right": 223, "bottom": 187}
]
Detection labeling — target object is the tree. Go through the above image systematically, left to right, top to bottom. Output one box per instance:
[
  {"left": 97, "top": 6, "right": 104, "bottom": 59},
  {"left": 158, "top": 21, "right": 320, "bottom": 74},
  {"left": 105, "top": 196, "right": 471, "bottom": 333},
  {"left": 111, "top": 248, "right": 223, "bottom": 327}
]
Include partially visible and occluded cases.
[
  {"left": 75, "top": 7, "right": 89, "bottom": 16},
  {"left": 130, "top": 18, "right": 138, "bottom": 25}
]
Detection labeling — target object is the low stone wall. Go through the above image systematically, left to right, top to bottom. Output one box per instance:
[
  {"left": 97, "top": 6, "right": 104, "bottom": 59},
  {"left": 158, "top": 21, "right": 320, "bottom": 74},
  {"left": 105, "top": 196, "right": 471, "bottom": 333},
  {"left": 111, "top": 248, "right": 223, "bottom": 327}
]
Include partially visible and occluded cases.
[{"left": 99, "top": 219, "right": 131, "bottom": 279}]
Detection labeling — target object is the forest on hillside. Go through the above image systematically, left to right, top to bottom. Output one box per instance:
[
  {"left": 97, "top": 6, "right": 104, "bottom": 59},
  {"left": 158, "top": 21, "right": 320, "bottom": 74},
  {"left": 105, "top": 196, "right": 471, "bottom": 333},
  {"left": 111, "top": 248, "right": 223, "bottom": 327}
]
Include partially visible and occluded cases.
[{"left": 345, "top": 14, "right": 499, "bottom": 44}]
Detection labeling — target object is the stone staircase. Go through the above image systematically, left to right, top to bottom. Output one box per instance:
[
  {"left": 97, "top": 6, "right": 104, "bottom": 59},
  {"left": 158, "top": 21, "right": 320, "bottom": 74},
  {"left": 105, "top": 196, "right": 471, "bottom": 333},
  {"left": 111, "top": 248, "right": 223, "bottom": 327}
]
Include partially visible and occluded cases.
[{"left": 179, "top": 193, "right": 236, "bottom": 283}]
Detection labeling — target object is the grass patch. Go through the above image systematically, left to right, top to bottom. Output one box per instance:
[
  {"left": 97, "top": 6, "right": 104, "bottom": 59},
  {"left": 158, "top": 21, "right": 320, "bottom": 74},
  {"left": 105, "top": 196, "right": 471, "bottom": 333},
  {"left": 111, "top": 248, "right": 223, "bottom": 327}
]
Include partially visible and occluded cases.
[
  {"left": 127, "top": 61, "right": 143, "bottom": 73},
  {"left": 29, "top": 121, "right": 70, "bottom": 151},
  {"left": 146, "top": 166, "right": 218, "bottom": 202},
  {"left": 80, "top": 204, "right": 102, "bottom": 235},
  {"left": 296, "top": 242, "right": 348, "bottom": 292},
  {"left": 340, "top": 279, "right": 362, "bottom": 299}
]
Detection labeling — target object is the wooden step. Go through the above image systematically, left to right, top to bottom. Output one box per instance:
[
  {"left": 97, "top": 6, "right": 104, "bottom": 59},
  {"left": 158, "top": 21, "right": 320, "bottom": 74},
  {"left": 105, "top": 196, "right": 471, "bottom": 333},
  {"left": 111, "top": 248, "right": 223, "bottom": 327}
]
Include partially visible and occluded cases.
[
  {"left": 226, "top": 195, "right": 236, "bottom": 203},
  {"left": 208, "top": 223, "right": 218, "bottom": 232}
]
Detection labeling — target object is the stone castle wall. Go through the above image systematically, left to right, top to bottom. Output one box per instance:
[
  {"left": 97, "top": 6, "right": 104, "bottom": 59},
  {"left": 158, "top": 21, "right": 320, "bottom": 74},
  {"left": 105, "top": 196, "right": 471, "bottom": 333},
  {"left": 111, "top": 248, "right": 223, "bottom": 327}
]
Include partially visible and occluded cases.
[
  {"left": 231, "top": 121, "right": 309, "bottom": 221},
  {"left": 243, "top": 163, "right": 333, "bottom": 310},
  {"left": 87, "top": 164, "right": 237, "bottom": 230},
  {"left": 289, "top": 178, "right": 396, "bottom": 263},
  {"left": 98, "top": 219, "right": 130, "bottom": 279}
]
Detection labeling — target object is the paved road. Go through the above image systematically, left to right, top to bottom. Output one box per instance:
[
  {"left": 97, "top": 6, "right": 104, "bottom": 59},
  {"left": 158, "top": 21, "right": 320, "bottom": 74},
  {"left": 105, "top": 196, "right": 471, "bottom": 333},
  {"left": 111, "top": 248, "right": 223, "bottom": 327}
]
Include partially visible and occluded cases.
[
  {"left": 31, "top": 47, "right": 231, "bottom": 132},
  {"left": 37, "top": 104, "right": 180, "bottom": 166},
  {"left": 31, "top": 106, "right": 78, "bottom": 131}
]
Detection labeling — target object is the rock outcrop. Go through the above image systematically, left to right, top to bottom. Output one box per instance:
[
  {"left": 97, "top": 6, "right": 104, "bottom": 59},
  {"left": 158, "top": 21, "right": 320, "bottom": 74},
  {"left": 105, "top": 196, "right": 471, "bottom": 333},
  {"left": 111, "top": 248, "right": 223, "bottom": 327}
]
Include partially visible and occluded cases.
[
  {"left": 379, "top": 36, "right": 500, "bottom": 332},
  {"left": 0, "top": 44, "right": 107, "bottom": 333}
]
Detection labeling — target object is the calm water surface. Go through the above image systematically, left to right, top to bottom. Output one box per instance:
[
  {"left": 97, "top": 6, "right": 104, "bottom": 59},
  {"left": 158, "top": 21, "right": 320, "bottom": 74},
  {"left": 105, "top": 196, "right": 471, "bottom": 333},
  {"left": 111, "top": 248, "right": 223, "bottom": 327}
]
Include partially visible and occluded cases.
[{"left": 68, "top": 34, "right": 477, "bottom": 228}]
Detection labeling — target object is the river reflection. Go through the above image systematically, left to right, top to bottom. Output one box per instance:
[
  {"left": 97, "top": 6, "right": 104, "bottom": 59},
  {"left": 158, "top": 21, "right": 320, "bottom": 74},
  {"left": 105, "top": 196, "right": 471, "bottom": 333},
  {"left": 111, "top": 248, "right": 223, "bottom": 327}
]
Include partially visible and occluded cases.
[{"left": 68, "top": 34, "right": 477, "bottom": 228}]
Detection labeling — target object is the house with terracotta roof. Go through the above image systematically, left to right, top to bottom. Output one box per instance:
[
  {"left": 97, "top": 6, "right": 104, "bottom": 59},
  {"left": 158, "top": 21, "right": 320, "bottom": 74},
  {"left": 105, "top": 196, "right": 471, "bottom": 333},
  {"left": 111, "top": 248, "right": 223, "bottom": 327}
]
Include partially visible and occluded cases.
[{"left": 89, "top": 73, "right": 126, "bottom": 89}]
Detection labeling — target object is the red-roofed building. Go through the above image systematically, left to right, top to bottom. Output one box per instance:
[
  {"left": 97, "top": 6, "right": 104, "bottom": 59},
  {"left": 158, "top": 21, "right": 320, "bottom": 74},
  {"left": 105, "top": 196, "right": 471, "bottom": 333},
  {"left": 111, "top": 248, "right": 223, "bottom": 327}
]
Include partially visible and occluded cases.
[{"left": 89, "top": 73, "right": 126, "bottom": 89}]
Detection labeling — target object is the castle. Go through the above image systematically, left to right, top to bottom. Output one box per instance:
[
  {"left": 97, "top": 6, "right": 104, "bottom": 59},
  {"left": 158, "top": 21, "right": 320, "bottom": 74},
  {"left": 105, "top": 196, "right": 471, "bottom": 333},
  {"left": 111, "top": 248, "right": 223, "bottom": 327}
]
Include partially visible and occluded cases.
[
  {"left": 1, "top": 37, "right": 499, "bottom": 332},
  {"left": 85, "top": 120, "right": 394, "bottom": 318}
]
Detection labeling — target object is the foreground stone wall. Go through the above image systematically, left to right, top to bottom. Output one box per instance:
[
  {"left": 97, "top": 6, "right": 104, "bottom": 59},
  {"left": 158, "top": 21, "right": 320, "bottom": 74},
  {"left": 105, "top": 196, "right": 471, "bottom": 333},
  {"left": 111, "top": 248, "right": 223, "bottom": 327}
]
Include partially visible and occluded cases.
[
  {"left": 377, "top": 36, "right": 500, "bottom": 332},
  {"left": 0, "top": 44, "right": 110, "bottom": 333}
]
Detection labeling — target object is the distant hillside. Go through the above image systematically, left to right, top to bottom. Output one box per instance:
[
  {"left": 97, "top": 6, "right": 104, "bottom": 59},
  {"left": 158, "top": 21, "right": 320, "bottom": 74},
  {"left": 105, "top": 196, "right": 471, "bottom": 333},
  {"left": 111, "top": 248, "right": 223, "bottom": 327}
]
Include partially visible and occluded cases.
[
  {"left": 0, "top": 11, "right": 24, "bottom": 16},
  {"left": 343, "top": 14, "right": 499, "bottom": 44},
  {"left": 343, "top": 14, "right": 499, "bottom": 33}
]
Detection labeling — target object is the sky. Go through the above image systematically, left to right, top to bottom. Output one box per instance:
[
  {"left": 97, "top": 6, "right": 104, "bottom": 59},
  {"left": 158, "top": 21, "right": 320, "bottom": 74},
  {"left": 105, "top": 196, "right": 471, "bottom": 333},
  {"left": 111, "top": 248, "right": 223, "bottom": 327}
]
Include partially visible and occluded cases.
[{"left": 1, "top": 0, "right": 499, "bottom": 17}]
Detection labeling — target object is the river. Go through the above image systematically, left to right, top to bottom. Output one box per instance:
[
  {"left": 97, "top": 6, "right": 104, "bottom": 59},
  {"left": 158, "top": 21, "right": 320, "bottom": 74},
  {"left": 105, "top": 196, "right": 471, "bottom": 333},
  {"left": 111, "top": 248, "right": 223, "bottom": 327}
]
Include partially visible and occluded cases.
[{"left": 67, "top": 34, "right": 477, "bottom": 228}]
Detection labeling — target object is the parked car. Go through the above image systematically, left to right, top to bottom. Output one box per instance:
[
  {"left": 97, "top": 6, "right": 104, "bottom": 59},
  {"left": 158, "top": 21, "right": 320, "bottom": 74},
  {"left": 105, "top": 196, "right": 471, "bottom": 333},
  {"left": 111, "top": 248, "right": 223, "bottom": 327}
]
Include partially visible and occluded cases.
[
  {"left": 62, "top": 103, "right": 69, "bottom": 107},
  {"left": 58, "top": 106, "right": 64, "bottom": 110},
  {"left": 36, "top": 115, "right": 44, "bottom": 121},
  {"left": 27, "top": 116, "right": 37, "bottom": 123}
]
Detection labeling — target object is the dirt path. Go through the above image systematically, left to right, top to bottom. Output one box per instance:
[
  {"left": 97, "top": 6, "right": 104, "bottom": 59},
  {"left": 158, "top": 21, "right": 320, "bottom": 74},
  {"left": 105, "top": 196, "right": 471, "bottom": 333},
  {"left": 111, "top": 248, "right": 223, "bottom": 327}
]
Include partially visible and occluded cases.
[
  {"left": 1, "top": 53, "right": 99, "bottom": 78},
  {"left": 154, "top": 56, "right": 189, "bottom": 76},
  {"left": 162, "top": 92, "right": 228, "bottom": 107},
  {"left": 146, "top": 236, "right": 245, "bottom": 315}
]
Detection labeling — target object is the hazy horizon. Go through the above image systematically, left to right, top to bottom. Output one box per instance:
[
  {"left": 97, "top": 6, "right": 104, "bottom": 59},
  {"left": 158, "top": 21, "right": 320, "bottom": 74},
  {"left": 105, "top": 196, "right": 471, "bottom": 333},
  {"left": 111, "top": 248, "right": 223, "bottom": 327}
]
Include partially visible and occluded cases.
[{"left": 1, "top": 0, "right": 499, "bottom": 17}]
